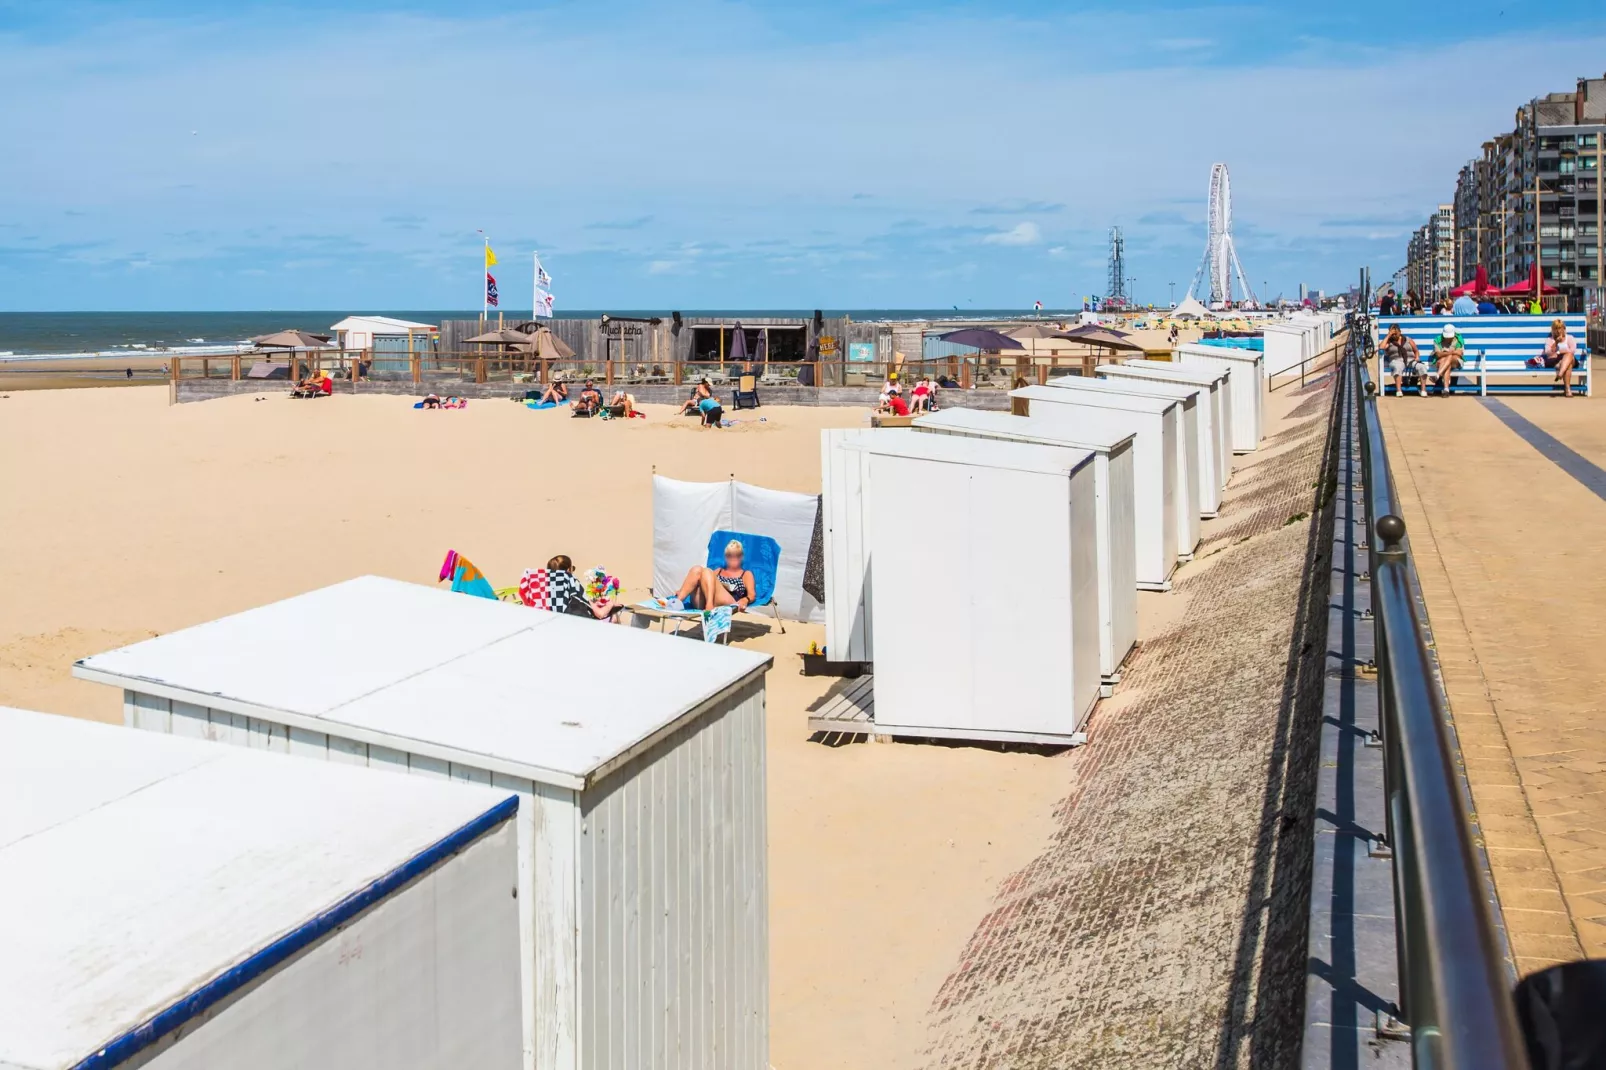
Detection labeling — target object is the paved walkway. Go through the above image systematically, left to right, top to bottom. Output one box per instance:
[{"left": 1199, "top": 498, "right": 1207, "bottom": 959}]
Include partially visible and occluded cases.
[
  {"left": 919, "top": 378, "right": 1339, "bottom": 1069},
  {"left": 1380, "top": 393, "right": 1606, "bottom": 976}
]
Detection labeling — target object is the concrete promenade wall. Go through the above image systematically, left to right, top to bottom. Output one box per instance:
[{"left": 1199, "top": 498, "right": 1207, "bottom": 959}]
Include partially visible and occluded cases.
[{"left": 174, "top": 378, "right": 1015, "bottom": 411}]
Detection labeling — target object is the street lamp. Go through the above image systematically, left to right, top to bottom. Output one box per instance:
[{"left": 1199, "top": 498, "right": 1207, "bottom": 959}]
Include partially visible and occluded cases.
[{"left": 1168, "top": 281, "right": 1176, "bottom": 307}]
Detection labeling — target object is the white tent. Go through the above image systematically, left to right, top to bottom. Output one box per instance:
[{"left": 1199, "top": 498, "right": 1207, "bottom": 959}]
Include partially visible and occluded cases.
[
  {"left": 1169, "top": 296, "right": 1212, "bottom": 321},
  {"left": 1177, "top": 342, "right": 1265, "bottom": 452},
  {"left": 1117, "top": 359, "right": 1233, "bottom": 493},
  {"left": 1096, "top": 364, "right": 1228, "bottom": 510},
  {"left": 1042, "top": 376, "right": 1202, "bottom": 553},
  {"left": 1012, "top": 385, "right": 1179, "bottom": 590},
  {"left": 913, "top": 409, "right": 1137, "bottom": 689},
  {"left": 863, "top": 433, "right": 1102, "bottom": 745},
  {"left": 652, "top": 475, "right": 824, "bottom": 622},
  {"left": 74, "top": 577, "right": 774, "bottom": 1070},
  {"left": 0, "top": 706, "right": 523, "bottom": 1070}
]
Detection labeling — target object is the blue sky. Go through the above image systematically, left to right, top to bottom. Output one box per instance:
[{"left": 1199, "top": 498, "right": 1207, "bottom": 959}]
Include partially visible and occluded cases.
[{"left": 1, "top": 0, "right": 1603, "bottom": 311}]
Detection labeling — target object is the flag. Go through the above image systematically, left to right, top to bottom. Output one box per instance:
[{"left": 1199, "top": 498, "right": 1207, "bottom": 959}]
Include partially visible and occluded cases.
[
  {"left": 484, "top": 243, "right": 498, "bottom": 269},
  {"left": 535, "top": 256, "right": 551, "bottom": 288},
  {"left": 486, "top": 272, "right": 499, "bottom": 307},
  {"left": 536, "top": 289, "right": 555, "bottom": 317},
  {"left": 1034, "top": 300, "right": 1043, "bottom": 310}
]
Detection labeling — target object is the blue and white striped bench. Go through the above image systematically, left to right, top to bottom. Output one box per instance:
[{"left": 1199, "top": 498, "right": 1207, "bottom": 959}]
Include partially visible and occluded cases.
[{"left": 1372, "top": 314, "right": 1590, "bottom": 396}]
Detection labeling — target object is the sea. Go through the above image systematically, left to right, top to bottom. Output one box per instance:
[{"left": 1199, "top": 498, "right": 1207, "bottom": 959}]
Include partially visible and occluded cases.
[{"left": 0, "top": 309, "right": 1087, "bottom": 358}]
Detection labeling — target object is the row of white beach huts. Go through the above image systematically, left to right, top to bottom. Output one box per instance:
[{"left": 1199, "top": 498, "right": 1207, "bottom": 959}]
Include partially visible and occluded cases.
[
  {"left": 0, "top": 324, "right": 1331, "bottom": 1070},
  {"left": 818, "top": 340, "right": 1290, "bottom": 745}
]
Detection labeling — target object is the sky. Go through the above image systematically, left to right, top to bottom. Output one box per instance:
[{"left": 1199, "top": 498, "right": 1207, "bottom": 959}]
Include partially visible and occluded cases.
[{"left": 1, "top": 0, "right": 1604, "bottom": 311}]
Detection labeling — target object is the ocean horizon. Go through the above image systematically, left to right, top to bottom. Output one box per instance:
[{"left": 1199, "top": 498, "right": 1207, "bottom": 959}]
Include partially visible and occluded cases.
[{"left": 0, "top": 308, "right": 1098, "bottom": 357}]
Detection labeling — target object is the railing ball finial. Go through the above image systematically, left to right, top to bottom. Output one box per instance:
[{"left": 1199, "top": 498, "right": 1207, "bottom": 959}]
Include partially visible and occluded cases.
[
  {"left": 1364, "top": 380, "right": 1377, "bottom": 397},
  {"left": 1376, "top": 514, "right": 1406, "bottom": 550}
]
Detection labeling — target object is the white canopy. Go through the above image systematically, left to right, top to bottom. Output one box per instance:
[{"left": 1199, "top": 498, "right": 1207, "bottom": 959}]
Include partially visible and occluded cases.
[{"left": 1169, "top": 296, "right": 1212, "bottom": 320}]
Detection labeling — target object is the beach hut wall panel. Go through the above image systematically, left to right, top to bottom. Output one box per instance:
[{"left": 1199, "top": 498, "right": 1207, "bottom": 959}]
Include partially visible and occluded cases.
[
  {"left": 1260, "top": 324, "right": 1310, "bottom": 377},
  {"left": 1177, "top": 342, "right": 1265, "bottom": 452},
  {"left": 1114, "top": 359, "right": 1234, "bottom": 491},
  {"left": 1094, "top": 365, "right": 1226, "bottom": 511},
  {"left": 1040, "top": 376, "right": 1203, "bottom": 552},
  {"left": 1011, "top": 385, "right": 1178, "bottom": 590},
  {"left": 911, "top": 410, "right": 1136, "bottom": 685},
  {"left": 819, "top": 428, "right": 909, "bottom": 663},
  {"left": 863, "top": 435, "right": 1102, "bottom": 744},
  {"left": 74, "top": 577, "right": 772, "bottom": 1070},
  {"left": 0, "top": 706, "right": 523, "bottom": 1070}
]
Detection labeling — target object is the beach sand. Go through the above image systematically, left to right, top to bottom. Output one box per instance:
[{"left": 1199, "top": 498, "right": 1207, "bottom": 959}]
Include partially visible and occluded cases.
[{"left": 0, "top": 384, "right": 1073, "bottom": 1070}]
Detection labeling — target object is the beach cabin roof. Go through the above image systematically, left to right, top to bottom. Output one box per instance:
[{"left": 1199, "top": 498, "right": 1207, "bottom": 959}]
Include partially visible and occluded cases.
[
  {"left": 328, "top": 315, "right": 435, "bottom": 334},
  {"left": 1101, "top": 361, "right": 1224, "bottom": 387},
  {"left": 1011, "top": 383, "right": 1174, "bottom": 414},
  {"left": 912, "top": 408, "right": 1135, "bottom": 453},
  {"left": 862, "top": 427, "right": 1094, "bottom": 476},
  {"left": 73, "top": 577, "right": 772, "bottom": 790},
  {"left": 0, "top": 705, "right": 516, "bottom": 1070}
]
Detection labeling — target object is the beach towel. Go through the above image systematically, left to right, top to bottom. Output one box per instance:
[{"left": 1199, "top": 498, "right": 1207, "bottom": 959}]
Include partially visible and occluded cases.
[
  {"left": 525, "top": 400, "right": 564, "bottom": 411},
  {"left": 802, "top": 496, "right": 826, "bottom": 604},
  {"left": 438, "top": 549, "right": 497, "bottom": 600},
  {"left": 518, "top": 568, "right": 587, "bottom": 613},
  {"left": 700, "top": 606, "right": 734, "bottom": 644}
]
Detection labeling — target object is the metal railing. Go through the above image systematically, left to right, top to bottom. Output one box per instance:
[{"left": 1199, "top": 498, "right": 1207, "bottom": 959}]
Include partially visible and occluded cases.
[{"left": 1347, "top": 313, "right": 1528, "bottom": 1067}]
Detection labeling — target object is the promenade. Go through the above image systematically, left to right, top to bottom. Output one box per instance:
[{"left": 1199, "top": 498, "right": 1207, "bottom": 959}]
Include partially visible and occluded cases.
[{"left": 1380, "top": 394, "right": 1606, "bottom": 976}]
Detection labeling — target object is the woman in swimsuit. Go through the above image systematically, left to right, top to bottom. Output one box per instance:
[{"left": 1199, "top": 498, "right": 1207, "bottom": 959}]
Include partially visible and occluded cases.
[{"left": 667, "top": 539, "right": 757, "bottom": 612}]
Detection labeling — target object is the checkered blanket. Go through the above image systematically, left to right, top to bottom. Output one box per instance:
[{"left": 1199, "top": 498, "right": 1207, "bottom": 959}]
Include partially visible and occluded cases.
[{"left": 518, "top": 569, "right": 588, "bottom": 613}]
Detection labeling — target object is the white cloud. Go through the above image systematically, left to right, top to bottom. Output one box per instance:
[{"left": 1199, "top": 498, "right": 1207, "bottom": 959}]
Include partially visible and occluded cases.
[
  {"left": 982, "top": 222, "right": 1042, "bottom": 246},
  {"left": 646, "top": 260, "right": 682, "bottom": 275}
]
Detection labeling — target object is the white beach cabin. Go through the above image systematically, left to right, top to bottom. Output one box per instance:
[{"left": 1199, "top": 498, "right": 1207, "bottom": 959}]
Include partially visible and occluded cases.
[
  {"left": 1260, "top": 323, "right": 1311, "bottom": 380},
  {"left": 1177, "top": 342, "right": 1266, "bottom": 453},
  {"left": 1113, "top": 358, "right": 1233, "bottom": 491},
  {"left": 1094, "top": 365, "right": 1225, "bottom": 516},
  {"left": 1041, "top": 375, "right": 1203, "bottom": 551},
  {"left": 1011, "top": 384, "right": 1179, "bottom": 589},
  {"left": 912, "top": 408, "right": 1137, "bottom": 690},
  {"left": 863, "top": 433, "right": 1102, "bottom": 745},
  {"left": 74, "top": 576, "right": 773, "bottom": 1070},
  {"left": 0, "top": 706, "right": 523, "bottom": 1070}
]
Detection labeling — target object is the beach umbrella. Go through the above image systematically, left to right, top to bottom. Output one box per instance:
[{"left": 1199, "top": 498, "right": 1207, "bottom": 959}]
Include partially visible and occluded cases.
[
  {"left": 1497, "top": 263, "right": 1560, "bottom": 298},
  {"left": 1449, "top": 265, "right": 1495, "bottom": 298},
  {"left": 729, "top": 322, "right": 750, "bottom": 364},
  {"left": 1008, "top": 324, "right": 1065, "bottom": 340},
  {"left": 517, "top": 326, "right": 574, "bottom": 360},
  {"left": 1057, "top": 326, "right": 1143, "bottom": 350},
  {"left": 936, "top": 327, "right": 1025, "bottom": 351},
  {"left": 250, "top": 329, "right": 333, "bottom": 349},
  {"left": 463, "top": 329, "right": 532, "bottom": 345},
  {"left": 754, "top": 330, "right": 767, "bottom": 365}
]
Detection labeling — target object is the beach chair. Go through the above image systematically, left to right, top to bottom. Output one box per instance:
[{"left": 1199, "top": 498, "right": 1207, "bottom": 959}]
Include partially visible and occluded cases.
[
  {"left": 731, "top": 374, "right": 761, "bottom": 410},
  {"left": 705, "top": 530, "right": 785, "bottom": 634},
  {"left": 517, "top": 568, "right": 593, "bottom": 617}
]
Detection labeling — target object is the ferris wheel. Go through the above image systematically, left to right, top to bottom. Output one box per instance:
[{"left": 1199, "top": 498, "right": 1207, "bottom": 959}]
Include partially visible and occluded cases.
[{"left": 1185, "top": 164, "right": 1259, "bottom": 308}]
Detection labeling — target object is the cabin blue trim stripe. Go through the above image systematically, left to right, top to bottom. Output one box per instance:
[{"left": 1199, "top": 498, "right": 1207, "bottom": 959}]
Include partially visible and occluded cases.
[
  {"left": 1481, "top": 399, "right": 1606, "bottom": 502},
  {"left": 73, "top": 793, "right": 519, "bottom": 1069}
]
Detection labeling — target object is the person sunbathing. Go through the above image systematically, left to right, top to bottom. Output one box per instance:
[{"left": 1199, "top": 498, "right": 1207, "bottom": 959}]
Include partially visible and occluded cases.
[
  {"left": 679, "top": 378, "right": 714, "bottom": 416},
  {"left": 539, "top": 379, "right": 569, "bottom": 404},
  {"left": 570, "top": 380, "right": 602, "bottom": 417},
  {"left": 605, "top": 391, "right": 636, "bottom": 418},
  {"left": 421, "top": 393, "right": 442, "bottom": 409},
  {"left": 666, "top": 540, "right": 755, "bottom": 611},
  {"left": 546, "top": 555, "right": 623, "bottom": 620}
]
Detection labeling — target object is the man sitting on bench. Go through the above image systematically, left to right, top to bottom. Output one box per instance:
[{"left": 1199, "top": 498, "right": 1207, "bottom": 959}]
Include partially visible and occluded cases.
[
  {"left": 1381, "top": 324, "right": 1427, "bottom": 397},
  {"left": 1432, "top": 324, "right": 1465, "bottom": 396}
]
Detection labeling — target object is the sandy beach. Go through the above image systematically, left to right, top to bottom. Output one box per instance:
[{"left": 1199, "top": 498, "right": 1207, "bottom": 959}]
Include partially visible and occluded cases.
[{"left": 0, "top": 384, "right": 1083, "bottom": 1070}]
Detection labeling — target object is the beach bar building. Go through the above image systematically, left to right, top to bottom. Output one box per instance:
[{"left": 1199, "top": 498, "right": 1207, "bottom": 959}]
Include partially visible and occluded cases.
[
  {"left": 1178, "top": 342, "right": 1265, "bottom": 453},
  {"left": 1112, "top": 359, "right": 1233, "bottom": 493},
  {"left": 1095, "top": 364, "right": 1227, "bottom": 512},
  {"left": 1042, "top": 376, "right": 1203, "bottom": 550},
  {"left": 1012, "top": 384, "right": 1179, "bottom": 590},
  {"left": 912, "top": 409, "right": 1137, "bottom": 690},
  {"left": 863, "top": 433, "right": 1102, "bottom": 744},
  {"left": 74, "top": 576, "right": 773, "bottom": 1070},
  {"left": 0, "top": 705, "right": 523, "bottom": 1070}
]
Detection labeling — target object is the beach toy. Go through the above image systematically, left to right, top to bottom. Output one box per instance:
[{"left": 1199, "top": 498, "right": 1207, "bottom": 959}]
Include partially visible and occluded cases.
[{"left": 584, "top": 566, "right": 621, "bottom": 603}]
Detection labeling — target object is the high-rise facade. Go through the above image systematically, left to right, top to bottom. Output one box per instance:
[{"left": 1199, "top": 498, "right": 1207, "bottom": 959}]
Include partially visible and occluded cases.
[{"left": 1430, "top": 75, "right": 1604, "bottom": 311}]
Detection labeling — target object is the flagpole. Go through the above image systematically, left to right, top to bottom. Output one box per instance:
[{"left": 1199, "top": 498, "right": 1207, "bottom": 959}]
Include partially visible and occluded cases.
[{"left": 482, "top": 234, "right": 489, "bottom": 327}]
